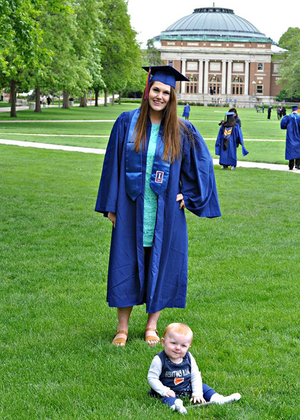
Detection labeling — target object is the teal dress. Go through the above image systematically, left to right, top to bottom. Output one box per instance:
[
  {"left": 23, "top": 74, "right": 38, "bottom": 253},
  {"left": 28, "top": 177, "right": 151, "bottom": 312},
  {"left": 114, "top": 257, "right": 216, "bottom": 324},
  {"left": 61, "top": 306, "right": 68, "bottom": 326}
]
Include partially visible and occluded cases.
[{"left": 143, "top": 124, "right": 160, "bottom": 246}]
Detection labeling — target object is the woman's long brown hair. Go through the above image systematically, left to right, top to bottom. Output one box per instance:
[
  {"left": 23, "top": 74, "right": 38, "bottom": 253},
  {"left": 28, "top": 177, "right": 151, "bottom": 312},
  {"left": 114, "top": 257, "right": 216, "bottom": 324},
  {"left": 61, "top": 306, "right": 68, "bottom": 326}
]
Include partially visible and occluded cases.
[{"left": 134, "top": 81, "right": 187, "bottom": 163}]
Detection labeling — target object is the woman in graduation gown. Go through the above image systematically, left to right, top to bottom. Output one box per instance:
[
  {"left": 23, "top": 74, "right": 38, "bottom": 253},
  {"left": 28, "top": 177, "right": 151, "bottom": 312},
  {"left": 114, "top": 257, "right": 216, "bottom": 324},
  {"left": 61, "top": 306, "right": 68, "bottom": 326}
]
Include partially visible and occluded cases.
[
  {"left": 95, "top": 66, "right": 221, "bottom": 346},
  {"left": 280, "top": 105, "right": 300, "bottom": 170},
  {"left": 215, "top": 111, "right": 248, "bottom": 170}
]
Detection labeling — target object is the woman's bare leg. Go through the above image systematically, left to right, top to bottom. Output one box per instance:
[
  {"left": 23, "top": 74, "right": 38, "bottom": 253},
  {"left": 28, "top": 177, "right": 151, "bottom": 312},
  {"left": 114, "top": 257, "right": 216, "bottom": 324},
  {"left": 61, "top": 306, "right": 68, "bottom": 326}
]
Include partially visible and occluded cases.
[
  {"left": 112, "top": 306, "right": 133, "bottom": 346},
  {"left": 145, "top": 310, "right": 161, "bottom": 346}
]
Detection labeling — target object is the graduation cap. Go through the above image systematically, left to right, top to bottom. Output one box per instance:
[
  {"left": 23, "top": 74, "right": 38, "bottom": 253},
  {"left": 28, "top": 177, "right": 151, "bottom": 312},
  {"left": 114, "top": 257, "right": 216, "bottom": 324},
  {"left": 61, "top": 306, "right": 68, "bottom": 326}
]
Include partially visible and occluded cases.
[
  {"left": 142, "top": 65, "right": 189, "bottom": 98},
  {"left": 292, "top": 105, "right": 298, "bottom": 111}
]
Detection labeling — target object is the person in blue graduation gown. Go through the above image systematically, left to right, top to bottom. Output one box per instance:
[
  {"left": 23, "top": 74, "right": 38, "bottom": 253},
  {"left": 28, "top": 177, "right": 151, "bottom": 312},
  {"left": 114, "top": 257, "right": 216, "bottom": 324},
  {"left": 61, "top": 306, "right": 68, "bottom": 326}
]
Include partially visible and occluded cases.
[
  {"left": 95, "top": 66, "right": 221, "bottom": 347},
  {"left": 182, "top": 103, "right": 190, "bottom": 120},
  {"left": 280, "top": 105, "right": 300, "bottom": 170},
  {"left": 215, "top": 111, "right": 248, "bottom": 170}
]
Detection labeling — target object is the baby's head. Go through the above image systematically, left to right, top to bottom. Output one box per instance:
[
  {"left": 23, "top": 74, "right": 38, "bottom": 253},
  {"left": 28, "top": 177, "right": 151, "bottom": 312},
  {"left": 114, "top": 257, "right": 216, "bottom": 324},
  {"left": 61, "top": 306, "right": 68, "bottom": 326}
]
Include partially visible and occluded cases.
[{"left": 161, "top": 323, "right": 193, "bottom": 362}]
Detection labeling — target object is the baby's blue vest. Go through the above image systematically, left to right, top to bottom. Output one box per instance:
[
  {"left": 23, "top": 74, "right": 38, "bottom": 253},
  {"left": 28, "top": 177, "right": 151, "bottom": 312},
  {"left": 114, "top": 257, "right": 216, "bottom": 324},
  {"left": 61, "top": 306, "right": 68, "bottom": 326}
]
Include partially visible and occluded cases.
[{"left": 157, "top": 350, "right": 192, "bottom": 395}]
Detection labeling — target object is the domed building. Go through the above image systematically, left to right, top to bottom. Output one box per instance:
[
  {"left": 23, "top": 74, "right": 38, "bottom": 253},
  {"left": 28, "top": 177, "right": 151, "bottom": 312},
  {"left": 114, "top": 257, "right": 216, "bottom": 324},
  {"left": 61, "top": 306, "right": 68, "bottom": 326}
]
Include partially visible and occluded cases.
[{"left": 156, "top": 5, "right": 284, "bottom": 106}]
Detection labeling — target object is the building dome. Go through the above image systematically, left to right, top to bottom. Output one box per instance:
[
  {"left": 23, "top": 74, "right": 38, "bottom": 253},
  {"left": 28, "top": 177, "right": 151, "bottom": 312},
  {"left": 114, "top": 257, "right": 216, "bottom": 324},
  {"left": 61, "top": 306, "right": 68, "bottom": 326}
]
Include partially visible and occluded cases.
[{"left": 160, "top": 7, "right": 272, "bottom": 43}]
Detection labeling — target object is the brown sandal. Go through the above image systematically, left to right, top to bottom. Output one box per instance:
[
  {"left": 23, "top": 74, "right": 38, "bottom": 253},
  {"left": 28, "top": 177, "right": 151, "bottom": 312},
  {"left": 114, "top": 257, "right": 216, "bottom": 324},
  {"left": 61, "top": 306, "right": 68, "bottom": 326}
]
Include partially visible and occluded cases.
[
  {"left": 145, "top": 328, "right": 160, "bottom": 346},
  {"left": 112, "top": 330, "right": 128, "bottom": 347}
]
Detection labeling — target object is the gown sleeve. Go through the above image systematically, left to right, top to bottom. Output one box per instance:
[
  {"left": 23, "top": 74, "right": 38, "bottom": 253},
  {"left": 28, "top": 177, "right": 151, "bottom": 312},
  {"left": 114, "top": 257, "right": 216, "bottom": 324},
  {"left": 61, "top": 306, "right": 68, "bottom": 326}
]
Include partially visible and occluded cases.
[
  {"left": 95, "top": 112, "right": 128, "bottom": 215},
  {"left": 280, "top": 115, "right": 288, "bottom": 130},
  {"left": 180, "top": 122, "right": 221, "bottom": 218},
  {"left": 236, "top": 126, "right": 249, "bottom": 156},
  {"left": 215, "top": 127, "right": 223, "bottom": 156}
]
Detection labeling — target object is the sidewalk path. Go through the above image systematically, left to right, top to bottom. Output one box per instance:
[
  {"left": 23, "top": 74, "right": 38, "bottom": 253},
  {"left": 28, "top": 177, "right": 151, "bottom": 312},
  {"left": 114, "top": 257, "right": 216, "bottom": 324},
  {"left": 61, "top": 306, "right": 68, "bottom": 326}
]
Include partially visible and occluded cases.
[{"left": 1, "top": 138, "right": 298, "bottom": 173}]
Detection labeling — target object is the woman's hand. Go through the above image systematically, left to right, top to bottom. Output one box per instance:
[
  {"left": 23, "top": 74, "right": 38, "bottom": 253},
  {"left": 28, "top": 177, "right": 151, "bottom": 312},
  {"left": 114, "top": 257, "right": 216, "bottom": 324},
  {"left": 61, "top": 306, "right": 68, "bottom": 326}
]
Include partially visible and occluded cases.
[
  {"left": 176, "top": 193, "right": 185, "bottom": 209},
  {"left": 108, "top": 212, "right": 116, "bottom": 228},
  {"left": 190, "top": 395, "right": 206, "bottom": 404}
]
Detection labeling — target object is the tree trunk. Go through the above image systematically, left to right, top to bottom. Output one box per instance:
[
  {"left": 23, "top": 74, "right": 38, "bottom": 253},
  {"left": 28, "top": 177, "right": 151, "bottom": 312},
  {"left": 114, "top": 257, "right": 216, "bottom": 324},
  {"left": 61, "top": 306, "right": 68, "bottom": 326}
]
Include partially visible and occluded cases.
[
  {"left": 10, "top": 80, "right": 17, "bottom": 118},
  {"left": 34, "top": 86, "right": 42, "bottom": 113},
  {"left": 94, "top": 89, "right": 99, "bottom": 106},
  {"left": 62, "top": 90, "right": 69, "bottom": 109},
  {"left": 104, "top": 90, "right": 108, "bottom": 107},
  {"left": 80, "top": 91, "right": 87, "bottom": 107},
  {"left": 111, "top": 91, "right": 115, "bottom": 106},
  {"left": 118, "top": 91, "right": 121, "bottom": 105}
]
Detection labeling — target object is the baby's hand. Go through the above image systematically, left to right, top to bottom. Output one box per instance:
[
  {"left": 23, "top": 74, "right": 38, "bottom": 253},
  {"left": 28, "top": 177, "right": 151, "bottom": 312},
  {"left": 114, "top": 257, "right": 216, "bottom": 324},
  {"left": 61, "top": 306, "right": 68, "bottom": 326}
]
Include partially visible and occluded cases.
[
  {"left": 165, "top": 389, "right": 176, "bottom": 398},
  {"left": 190, "top": 395, "right": 206, "bottom": 404}
]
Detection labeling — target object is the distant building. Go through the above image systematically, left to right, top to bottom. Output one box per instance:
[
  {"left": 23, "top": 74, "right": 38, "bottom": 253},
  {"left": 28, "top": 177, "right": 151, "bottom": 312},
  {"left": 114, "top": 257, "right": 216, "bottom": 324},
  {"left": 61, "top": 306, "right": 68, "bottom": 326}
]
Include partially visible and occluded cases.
[{"left": 155, "top": 6, "right": 284, "bottom": 106}]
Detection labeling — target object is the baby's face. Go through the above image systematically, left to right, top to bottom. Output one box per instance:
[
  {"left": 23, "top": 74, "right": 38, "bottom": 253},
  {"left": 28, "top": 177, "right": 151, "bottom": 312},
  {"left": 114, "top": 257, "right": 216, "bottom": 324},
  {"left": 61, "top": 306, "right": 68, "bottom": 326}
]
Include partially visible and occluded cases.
[{"left": 162, "top": 330, "right": 192, "bottom": 363}]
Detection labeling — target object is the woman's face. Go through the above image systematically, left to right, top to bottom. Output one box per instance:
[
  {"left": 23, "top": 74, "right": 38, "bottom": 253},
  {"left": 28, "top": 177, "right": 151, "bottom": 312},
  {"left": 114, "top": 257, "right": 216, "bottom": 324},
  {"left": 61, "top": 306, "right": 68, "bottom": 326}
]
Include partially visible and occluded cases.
[{"left": 148, "top": 81, "right": 171, "bottom": 114}]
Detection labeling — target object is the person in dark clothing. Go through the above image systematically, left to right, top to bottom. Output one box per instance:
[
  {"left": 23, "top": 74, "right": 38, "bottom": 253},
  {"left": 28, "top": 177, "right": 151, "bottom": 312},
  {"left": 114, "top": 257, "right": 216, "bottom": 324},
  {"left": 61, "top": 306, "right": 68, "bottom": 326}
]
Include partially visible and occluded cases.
[{"left": 267, "top": 105, "right": 272, "bottom": 119}]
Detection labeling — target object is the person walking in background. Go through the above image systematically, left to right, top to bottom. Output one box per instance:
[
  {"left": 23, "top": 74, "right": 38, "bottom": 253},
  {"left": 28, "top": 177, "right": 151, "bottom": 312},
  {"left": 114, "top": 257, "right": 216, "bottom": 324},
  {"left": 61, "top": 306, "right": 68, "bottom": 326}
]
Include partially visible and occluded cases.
[
  {"left": 95, "top": 66, "right": 221, "bottom": 347},
  {"left": 182, "top": 102, "right": 190, "bottom": 120},
  {"left": 267, "top": 105, "right": 272, "bottom": 119},
  {"left": 280, "top": 105, "right": 300, "bottom": 170},
  {"left": 277, "top": 106, "right": 282, "bottom": 120},
  {"left": 281, "top": 106, "right": 286, "bottom": 117},
  {"left": 215, "top": 111, "right": 248, "bottom": 170}
]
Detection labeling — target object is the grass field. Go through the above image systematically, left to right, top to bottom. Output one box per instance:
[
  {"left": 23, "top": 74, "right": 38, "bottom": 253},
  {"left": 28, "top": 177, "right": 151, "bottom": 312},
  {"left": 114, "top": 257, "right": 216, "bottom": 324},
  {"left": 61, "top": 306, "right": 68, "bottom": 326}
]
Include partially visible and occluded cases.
[
  {"left": 0, "top": 104, "right": 288, "bottom": 164},
  {"left": 1, "top": 105, "right": 300, "bottom": 419}
]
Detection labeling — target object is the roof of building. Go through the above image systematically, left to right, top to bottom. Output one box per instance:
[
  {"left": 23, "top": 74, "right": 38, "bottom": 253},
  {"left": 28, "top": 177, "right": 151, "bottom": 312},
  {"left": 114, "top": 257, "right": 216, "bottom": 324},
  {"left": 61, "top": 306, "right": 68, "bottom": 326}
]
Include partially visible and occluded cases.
[{"left": 159, "top": 7, "right": 273, "bottom": 43}]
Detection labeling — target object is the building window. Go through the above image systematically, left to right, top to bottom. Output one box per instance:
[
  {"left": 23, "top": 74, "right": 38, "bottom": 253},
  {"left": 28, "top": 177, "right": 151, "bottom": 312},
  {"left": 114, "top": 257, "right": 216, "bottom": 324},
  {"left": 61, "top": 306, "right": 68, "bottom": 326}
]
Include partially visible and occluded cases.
[
  {"left": 168, "top": 60, "right": 173, "bottom": 67},
  {"left": 187, "top": 61, "right": 198, "bottom": 71},
  {"left": 258, "top": 63, "right": 263, "bottom": 71},
  {"left": 188, "top": 74, "right": 198, "bottom": 82},
  {"left": 232, "top": 77, "right": 243, "bottom": 95},
  {"left": 186, "top": 82, "right": 198, "bottom": 94},
  {"left": 257, "top": 85, "right": 263, "bottom": 94}
]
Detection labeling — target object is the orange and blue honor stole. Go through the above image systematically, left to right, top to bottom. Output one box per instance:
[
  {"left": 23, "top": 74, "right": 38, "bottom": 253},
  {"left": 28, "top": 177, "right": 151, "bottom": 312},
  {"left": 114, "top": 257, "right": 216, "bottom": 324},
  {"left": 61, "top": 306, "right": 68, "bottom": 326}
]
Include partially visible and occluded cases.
[
  {"left": 125, "top": 109, "right": 171, "bottom": 201},
  {"left": 157, "top": 351, "right": 192, "bottom": 394}
]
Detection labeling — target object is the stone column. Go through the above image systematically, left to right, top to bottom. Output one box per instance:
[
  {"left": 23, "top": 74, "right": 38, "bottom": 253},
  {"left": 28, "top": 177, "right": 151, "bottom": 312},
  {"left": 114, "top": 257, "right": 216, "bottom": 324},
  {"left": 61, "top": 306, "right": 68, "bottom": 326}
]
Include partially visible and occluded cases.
[
  {"left": 181, "top": 59, "right": 186, "bottom": 94},
  {"left": 204, "top": 59, "right": 209, "bottom": 94},
  {"left": 198, "top": 60, "right": 203, "bottom": 94},
  {"left": 221, "top": 60, "right": 226, "bottom": 95},
  {"left": 226, "top": 60, "right": 232, "bottom": 95},
  {"left": 244, "top": 60, "right": 250, "bottom": 96}
]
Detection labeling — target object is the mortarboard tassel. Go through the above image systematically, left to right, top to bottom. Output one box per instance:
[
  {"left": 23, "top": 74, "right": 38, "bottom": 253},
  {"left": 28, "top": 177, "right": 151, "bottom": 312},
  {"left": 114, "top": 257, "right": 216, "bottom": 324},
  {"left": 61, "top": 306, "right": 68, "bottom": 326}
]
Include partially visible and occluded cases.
[{"left": 144, "top": 67, "right": 151, "bottom": 99}]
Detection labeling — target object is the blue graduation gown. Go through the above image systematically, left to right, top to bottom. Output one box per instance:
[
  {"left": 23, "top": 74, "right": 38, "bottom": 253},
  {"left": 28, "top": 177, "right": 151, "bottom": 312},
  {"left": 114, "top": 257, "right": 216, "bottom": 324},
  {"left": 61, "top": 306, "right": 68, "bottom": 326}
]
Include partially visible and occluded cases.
[
  {"left": 182, "top": 105, "right": 190, "bottom": 118},
  {"left": 95, "top": 109, "right": 221, "bottom": 313},
  {"left": 280, "top": 113, "right": 300, "bottom": 160},
  {"left": 215, "top": 124, "right": 248, "bottom": 167}
]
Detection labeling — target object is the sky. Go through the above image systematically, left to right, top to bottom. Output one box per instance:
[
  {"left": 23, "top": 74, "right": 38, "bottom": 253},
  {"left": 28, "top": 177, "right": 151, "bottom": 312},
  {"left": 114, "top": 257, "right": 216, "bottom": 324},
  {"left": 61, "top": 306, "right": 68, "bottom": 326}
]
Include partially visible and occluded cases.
[{"left": 127, "top": 0, "right": 300, "bottom": 46}]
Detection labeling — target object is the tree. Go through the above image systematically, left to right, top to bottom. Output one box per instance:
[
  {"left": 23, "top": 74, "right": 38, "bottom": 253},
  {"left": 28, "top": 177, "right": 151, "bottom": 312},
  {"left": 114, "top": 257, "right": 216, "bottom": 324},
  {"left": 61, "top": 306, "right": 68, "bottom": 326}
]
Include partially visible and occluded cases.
[
  {"left": 0, "top": 0, "right": 49, "bottom": 116},
  {"left": 38, "top": 0, "right": 103, "bottom": 109},
  {"left": 98, "top": 0, "right": 142, "bottom": 105},
  {"left": 278, "top": 27, "right": 300, "bottom": 52},
  {"left": 277, "top": 28, "right": 300, "bottom": 99},
  {"left": 144, "top": 39, "right": 164, "bottom": 66}
]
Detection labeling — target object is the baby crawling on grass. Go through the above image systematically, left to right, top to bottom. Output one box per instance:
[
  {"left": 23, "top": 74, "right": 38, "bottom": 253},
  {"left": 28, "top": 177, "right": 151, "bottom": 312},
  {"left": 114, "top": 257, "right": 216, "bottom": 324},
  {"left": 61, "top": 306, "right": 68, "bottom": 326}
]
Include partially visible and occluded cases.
[{"left": 147, "top": 323, "right": 241, "bottom": 414}]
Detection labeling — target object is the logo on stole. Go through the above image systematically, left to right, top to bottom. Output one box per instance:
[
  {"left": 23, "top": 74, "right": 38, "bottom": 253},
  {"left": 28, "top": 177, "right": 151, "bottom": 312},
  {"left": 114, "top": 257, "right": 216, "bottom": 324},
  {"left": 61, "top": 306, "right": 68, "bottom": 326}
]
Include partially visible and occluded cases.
[
  {"left": 155, "top": 171, "right": 164, "bottom": 184},
  {"left": 174, "top": 378, "right": 184, "bottom": 386}
]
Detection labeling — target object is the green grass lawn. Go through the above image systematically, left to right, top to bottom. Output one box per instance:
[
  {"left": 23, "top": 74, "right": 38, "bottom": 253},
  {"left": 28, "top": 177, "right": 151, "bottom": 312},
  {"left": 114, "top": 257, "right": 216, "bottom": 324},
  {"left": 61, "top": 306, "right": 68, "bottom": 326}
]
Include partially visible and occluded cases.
[
  {"left": 0, "top": 104, "right": 288, "bottom": 165},
  {"left": 1, "top": 142, "right": 300, "bottom": 419}
]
